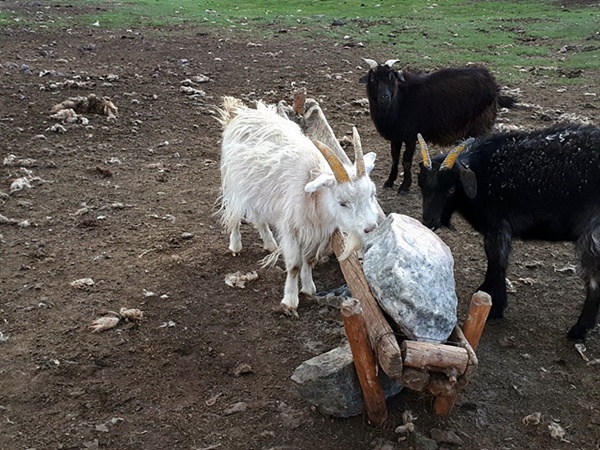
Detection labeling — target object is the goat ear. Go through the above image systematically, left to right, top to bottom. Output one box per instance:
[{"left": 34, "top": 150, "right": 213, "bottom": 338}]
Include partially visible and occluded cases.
[
  {"left": 396, "top": 70, "right": 405, "bottom": 82},
  {"left": 359, "top": 74, "right": 369, "bottom": 84},
  {"left": 363, "top": 152, "right": 376, "bottom": 175},
  {"left": 458, "top": 165, "right": 477, "bottom": 199},
  {"left": 305, "top": 173, "right": 336, "bottom": 193}
]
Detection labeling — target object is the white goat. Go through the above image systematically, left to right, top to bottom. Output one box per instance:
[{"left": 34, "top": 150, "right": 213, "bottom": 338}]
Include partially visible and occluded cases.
[{"left": 217, "top": 96, "right": 383, "bottom": 316}]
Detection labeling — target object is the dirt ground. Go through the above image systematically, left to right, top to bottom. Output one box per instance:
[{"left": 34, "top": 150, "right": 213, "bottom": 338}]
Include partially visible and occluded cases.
[{"left": 1, "top": 3, "right": 600, "bottom": 450}]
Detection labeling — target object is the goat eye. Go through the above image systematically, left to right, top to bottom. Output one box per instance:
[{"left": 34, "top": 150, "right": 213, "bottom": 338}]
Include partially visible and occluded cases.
[
  {"left": 448, "top": 187, "right": 456, "bottom": 195},
  {"left": 339, "top": 201, "right": 349, "bottom": 208}
]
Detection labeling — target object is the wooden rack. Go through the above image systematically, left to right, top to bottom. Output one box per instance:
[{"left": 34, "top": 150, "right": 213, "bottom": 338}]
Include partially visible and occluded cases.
[{"left": 332, "top": 231, "right": 491, "bottom": 424}]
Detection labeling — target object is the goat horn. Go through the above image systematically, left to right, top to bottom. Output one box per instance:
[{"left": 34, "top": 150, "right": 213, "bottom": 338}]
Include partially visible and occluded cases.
[
  {"left": 362, "top": 58, "right": 379, "bottom": 69},
  {"left": 384, "top": 59, "right": 400, "bottom": 68},
  {"left": 352, "top": 126, "right": 365, "bottom": 177},
  {"left": 417, "top": 133, "right": 432, "bottom": 170},
  {"left": 313, "top": 140, "right": 351, "bottom": 183},
  {"left": 440, "top": 142, "right": 469, "bottom": 170}
]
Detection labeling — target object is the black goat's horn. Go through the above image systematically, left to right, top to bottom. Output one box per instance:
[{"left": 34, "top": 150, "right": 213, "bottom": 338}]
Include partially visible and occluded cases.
[
  {"left": 362, "top": 58, "right": 378, "bottom": 69},
  {"left": 383, "top": 59, "right": 400, "bottom": 68},
  {"left": 353, "top": 126, "right": 365, "bottom": 177},
  {"left": 417, "top": 134, "right": 432, "bottom": 170},
  {"left": 314, "top": 140, "right": 351, "bottom": 183},
  {"left": 441, "top": 142, "right": 468, "bottom": 170}
]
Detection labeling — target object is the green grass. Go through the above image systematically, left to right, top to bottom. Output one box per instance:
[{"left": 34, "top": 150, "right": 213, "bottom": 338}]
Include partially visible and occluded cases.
[{"left": 3, "top": 0, "right": 598, "bottom": 85}]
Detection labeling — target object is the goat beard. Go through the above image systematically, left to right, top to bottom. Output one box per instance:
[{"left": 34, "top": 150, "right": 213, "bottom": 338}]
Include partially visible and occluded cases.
[{"left": 338, "top": 232, "right": 362, "bottom": 261}]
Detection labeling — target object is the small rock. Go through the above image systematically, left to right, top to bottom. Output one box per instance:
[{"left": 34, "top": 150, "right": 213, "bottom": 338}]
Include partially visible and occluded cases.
[
  {"left": 181, "top": 232, "right": 194, "bottom": 240},
  {"left": 232, "top": 362, "right": 253, "bottom": 377},
  {"left": 223, "top": 401, "right": 247, "bottom": 416},
  {"left": 95, "top": 423, "right": 109, "bottom": 432},
  {"left": 430, "top": 428, "right": 464, "bottom": 446},
  {"left": 414, "top": 432, "right": 438, "bottom": 450},
  {"left": 370, "top": 437, "right": 396, "bottom": 450}
]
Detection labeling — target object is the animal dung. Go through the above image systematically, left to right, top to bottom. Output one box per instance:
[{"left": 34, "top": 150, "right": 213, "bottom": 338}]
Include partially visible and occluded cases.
[
  {"left": 51, "top": 93, "right": 118, "bottom": 120},
  {"left": 224, "top": 271, "right": 258, "bottom": 289},
  {"left": 88, "top": 308, "right": 144, "bottom": 333},
  {"left": 119, "top": 308, "right": 144, "bottom": 322},
  {"left": 89, "top": 316, "right": 120, "bottom": 333}
]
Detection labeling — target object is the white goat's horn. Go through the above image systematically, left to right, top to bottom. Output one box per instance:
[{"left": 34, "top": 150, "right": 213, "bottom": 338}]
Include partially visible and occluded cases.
[
  {"left": 362, "top": 58, "right": 378, "bottom": 69},
  {"left": 384, "top": 59, "right": 400, "bottom": 68},
  {"left": 353, "top": 126, "right": 365, "bottom": 177},
  {"left": 417, "top": 133, "right": 432, "bottom": 170},
  {"left": 313, "top": 140, "right": 351, "bottom": 183}
]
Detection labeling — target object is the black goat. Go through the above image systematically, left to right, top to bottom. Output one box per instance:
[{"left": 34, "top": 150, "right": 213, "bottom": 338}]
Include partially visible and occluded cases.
[
  {"left": 360, "top": 58, "right": 515, "bottom": 193},
  {"left": 417, "top": 124, "right": 600, "bottom": 340}
]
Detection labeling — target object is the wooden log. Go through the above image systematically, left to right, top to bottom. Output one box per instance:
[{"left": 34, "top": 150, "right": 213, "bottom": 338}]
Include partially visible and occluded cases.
[
  {"left": 292, "top": 89, "right": 307, "bottom": 115},
  {"left": 331, "top": 231, "right": 404, "bottom": 379},
  {"left": 462, "top": 291, "right": 492, "bottom": 351},
  {"left": 341, "top": 298, "right": 388, "bottom": 426},
  {"left": 401, "top": 340, "right": 469, "bottom": 377},
  {"left": 400, "top": 368, "right": 430, "bottom": 392},
  {"left": 427, "top": 374, "right": 458, "bottom": 397}
]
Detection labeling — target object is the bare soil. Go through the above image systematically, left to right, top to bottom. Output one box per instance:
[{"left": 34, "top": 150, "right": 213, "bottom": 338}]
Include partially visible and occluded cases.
[{"left": 1, "top": 3, "right": 600, "bottom": 450}]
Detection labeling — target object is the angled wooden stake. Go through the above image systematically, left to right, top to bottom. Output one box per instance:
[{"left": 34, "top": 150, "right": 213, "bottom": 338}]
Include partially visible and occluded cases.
[{"left": 331, "top": 230, "right": 403, "bottom": 379}]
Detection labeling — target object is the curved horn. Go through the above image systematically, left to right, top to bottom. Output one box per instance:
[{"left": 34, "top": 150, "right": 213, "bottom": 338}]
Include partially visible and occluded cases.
[
  {"left": 362, "top": 58, "right": 379, "bottom": 69},
  {"left": 384, "top": 59, "right": 400, "bottom": 68},
  {"left": 352, "top": 126, "right": 365, "bottom": 177},
  {"left": 417, "top": 133, "right": 432, "bottom": 170},
  {"left": 313, "top": 140, "right": 351, "bottom": 183},
  {"left": 440, "top": 141, "right": 470, "bottom": 170}
]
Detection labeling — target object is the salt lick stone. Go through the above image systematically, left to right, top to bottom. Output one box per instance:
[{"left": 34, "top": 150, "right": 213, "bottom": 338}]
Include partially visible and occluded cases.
[{"left": 362, "top": 213, "right": 457, "bottom": 343}]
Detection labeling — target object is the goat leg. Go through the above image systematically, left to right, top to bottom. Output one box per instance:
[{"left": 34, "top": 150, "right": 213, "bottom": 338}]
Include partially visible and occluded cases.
[
  {"left": 398, "top": 140, "right": 415, "bottom": 194},
  {"left": 383, "top": 141, "right": 402, "bottom": 188},
  {"left": 480, "top": 230, "right": 512, "bottom": 322},
  {"left": 569, "top": 230, "right": 600, "bottom": 340},
  {"left": 568, "top": 279, "right": 600, "bottom": 341}
]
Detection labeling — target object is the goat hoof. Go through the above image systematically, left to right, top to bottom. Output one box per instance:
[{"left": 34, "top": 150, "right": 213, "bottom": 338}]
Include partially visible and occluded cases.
[
  {"left": 383, "top": 180, "right": 395, "bottom": 189},
  {"left": 397, "top": 188, "right": 410, "bottom": 195},
  {"left": 274, "top": 303, "right": 299, "bottom": 318},
  {"left": 486, "top": 309, "right": 504, "bottom": 324},
  {"left": 567, "top": 324, "right": 587, "bottom": 341}
]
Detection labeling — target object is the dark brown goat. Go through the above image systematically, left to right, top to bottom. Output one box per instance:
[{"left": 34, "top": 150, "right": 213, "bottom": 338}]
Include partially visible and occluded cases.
[{"left": 359, "top": 59, "right": 515, "bottom": 193}]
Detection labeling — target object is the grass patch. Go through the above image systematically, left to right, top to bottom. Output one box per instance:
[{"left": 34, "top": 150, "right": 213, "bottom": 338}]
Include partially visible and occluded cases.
[{"left": 3, "top": 0, "right": 598, "bottom": 85}]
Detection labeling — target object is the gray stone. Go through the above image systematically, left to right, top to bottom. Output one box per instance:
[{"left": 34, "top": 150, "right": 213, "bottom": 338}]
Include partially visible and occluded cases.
[
  {"left": 362, "top": 213, "right": 457, "bottom": 343},
  {"left": 291, "top": 345, "right": 403, "bottom": 418},
  {"left": 430, "top": 428, "right": 464, "bottom": 446},
  {"left": 415, "top": 433, "right": 439, "bottom": 450}
]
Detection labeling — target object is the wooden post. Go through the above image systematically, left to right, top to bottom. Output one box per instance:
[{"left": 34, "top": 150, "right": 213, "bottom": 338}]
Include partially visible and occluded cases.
[
  {"left": 331, "top": 231, "right": 404, "bottom": 379},
  {"left": 462, "top": 291, "right": 492, "bottom": 351},
  {"left": 433, "top": 292, "right": 491, "bottom": 416},
  {"left": 341, "top": 298, "right": 388, "bottom": 426}
]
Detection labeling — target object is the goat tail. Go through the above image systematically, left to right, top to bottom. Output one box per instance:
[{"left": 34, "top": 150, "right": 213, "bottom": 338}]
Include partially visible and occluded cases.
[
  {"left": 498, "top": 94, "right": 517, "bottom": 109},
  {"left": 214, "top": 96, "right": 246, "bottom": 127},
  {"left": 259, "top": 248, "right": 282, "bottom": 269}
]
